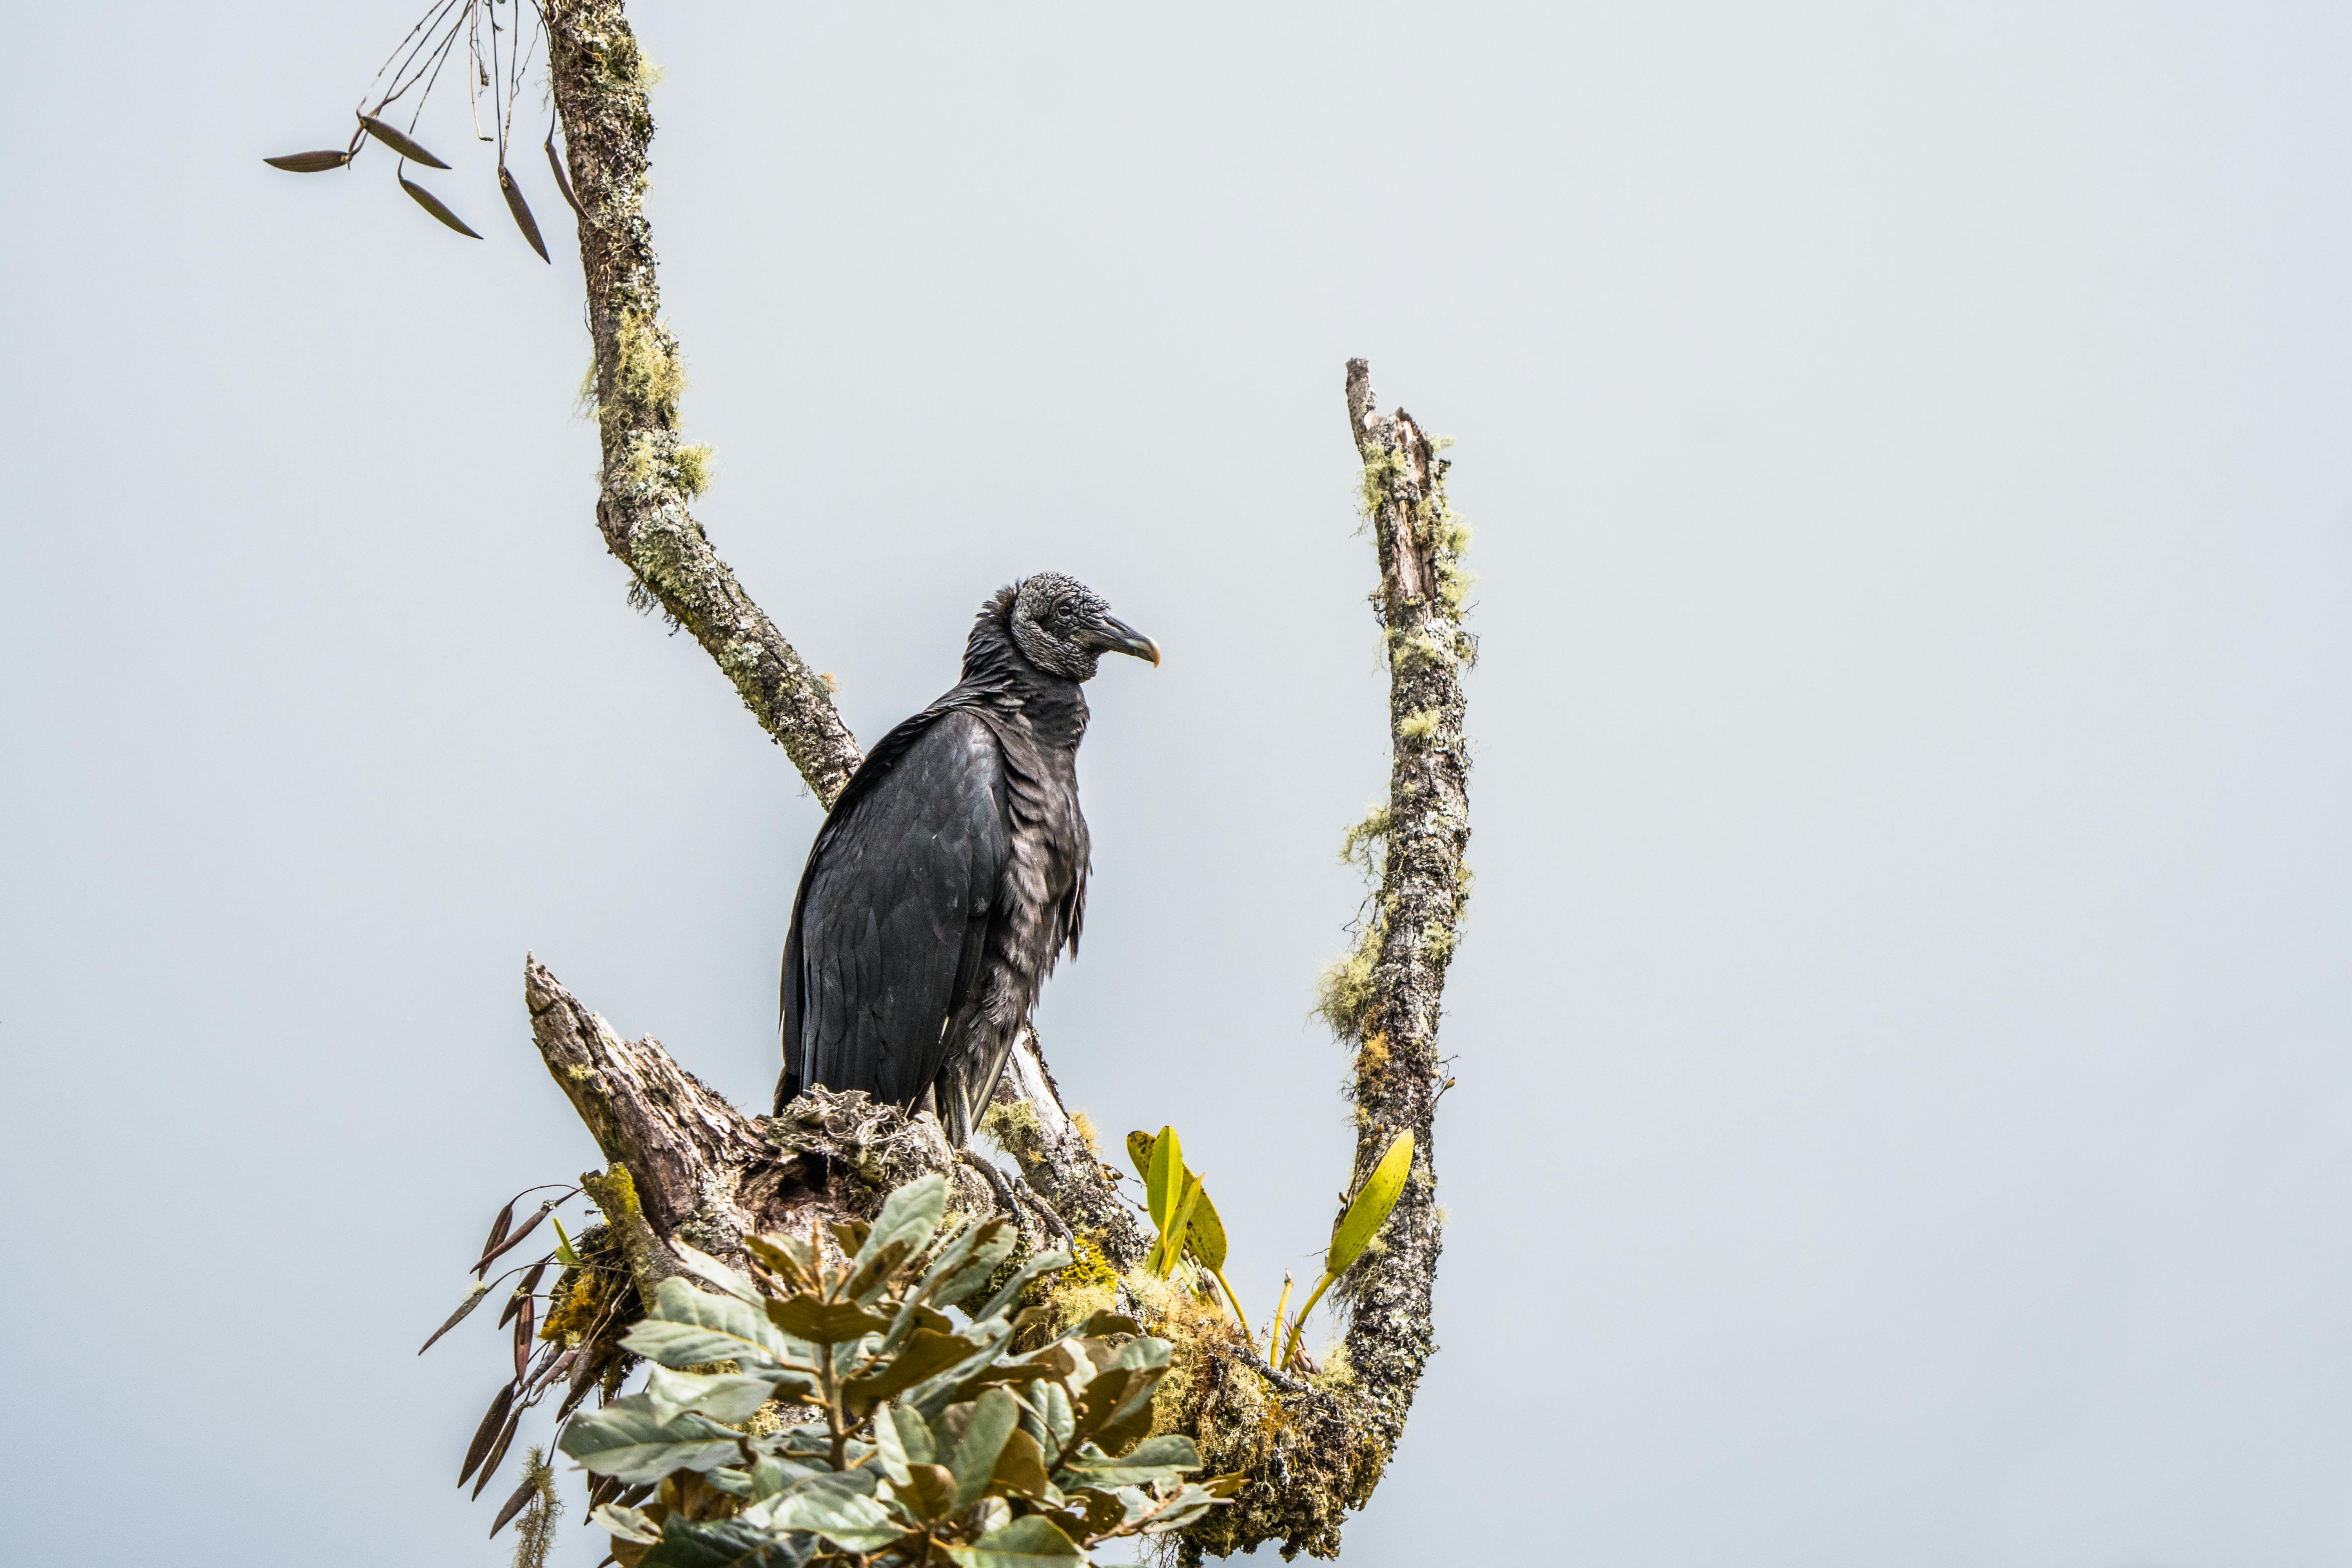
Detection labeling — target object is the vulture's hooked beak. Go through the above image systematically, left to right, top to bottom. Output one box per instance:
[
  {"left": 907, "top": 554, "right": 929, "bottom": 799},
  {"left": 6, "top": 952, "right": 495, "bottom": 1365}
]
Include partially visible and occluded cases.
[{"left": 1083, "top": 615, "right": 1161, "bottom": 667}]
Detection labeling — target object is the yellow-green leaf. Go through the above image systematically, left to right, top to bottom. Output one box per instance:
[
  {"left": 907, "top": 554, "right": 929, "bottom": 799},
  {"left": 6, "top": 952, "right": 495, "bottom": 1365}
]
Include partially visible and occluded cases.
[
  {"left": 1145, "top": 1127, "right": 1181, "bottom": 1232},
  {"left": 1125, "top": 1130, "right": 1154, "bottom": 1182},
  {"left": 1327, "top": 1132, "right": 1414, "bottom": 1275},
  {"left": 1182, "top": 1180, "right": 1228, "bottom": 1272}
]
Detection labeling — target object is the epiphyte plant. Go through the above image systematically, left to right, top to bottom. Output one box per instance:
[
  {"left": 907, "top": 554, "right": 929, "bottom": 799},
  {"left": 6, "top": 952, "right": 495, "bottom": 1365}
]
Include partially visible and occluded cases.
[
  {"left": 262, "top": 0, "right": 576, "bottom": 258},
  {"left": 1125, "top": 1125, "right": 1414, "bottom": 1374},
  {"left": 555, "top": 1172, "right": 1234, "bottom": 1566}
]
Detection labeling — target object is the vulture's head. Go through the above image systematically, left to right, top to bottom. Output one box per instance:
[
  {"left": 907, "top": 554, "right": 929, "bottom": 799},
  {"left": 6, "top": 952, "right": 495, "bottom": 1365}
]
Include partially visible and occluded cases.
[{"left": 1006, "top": 573, "right": 1160, "bottom": 681}]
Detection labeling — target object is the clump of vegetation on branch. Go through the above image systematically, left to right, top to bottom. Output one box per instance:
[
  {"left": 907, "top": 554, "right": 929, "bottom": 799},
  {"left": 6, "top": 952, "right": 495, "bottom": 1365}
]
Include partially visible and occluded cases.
[{"left": 557, "top": 1172, "right": 1236, "bottom": 1566}]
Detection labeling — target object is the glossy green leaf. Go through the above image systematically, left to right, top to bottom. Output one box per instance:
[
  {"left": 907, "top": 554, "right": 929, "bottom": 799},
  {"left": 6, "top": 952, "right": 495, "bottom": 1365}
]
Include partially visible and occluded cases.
[
  {"left": 1328, "top": 1131, "right": 1414, "bottom": 1275},
  {"left": 862, "top": 1171, "right": 948, "bottom": 1266},
  {"left": 887, "top": 1461, "right": 958, "bottom": 1522},
  {"left": 943, "top": 1514, "right": 1083, "bottom": 1568}
]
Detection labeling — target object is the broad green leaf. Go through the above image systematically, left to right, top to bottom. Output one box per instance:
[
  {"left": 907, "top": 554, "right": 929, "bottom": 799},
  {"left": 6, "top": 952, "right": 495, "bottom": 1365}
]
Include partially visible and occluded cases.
[
  {"left": 1145, "top": 1127, "right": 1181, "bottom": 1231},
  {"left": 1124, "top": 1130, "right": 1154, "bottom": 1181},
  {"left": 1328, "top": 1131, "right": 1415, "bottom": 1275},
  {"left": 1151, "top": 1170, "right": 1203, "bottom": 1276},
  {"left": 860, "top": 1172, "right": 947, "bottom": 1268},
  {"left": 931, "top": 1219, "right": 1019, "bottom": 1310},
  {"left": 669, "top": 1241, "right": 761, "bottom": 1304},
  {"left": 626, "top": 1278, "right": 804, "bottom": 1371},
  {"left": 764, "top": 1294, "right": 890, "bottom": 1344},
  {"left": 843, "top": 1327, "right": 986, "bottom": 1410},
  {"left": 645, "top": 1366, "right": 780, "bottom": 1426},
  {"left": 1031, "top": 1379, "right": 1075, "bottom": 1461},
  {"left": 950, "top": 1387, "right": 1020, "bottom": 1507},
  {"left": 558, "top": 1394, "right": 742, "bottom": 1483},
  {"left": 871, "top": 1399, "right": 915, "bottom": 1486},
  {"left": 889, "top": 1403, "right": 938, "bottom": 1466},
  {"left": 988, "top": 1427, "right": 1053, "bottom": 1501},
  {"left": 885, "top": 1461, "right": 958, "bottom": 1523},
  {"left": 742, "top": 1484, "right": 901, "bottom": 1550},
  {"left": 944, "top": 1514, "right": 1083, "bottom": 1568},
  {"left": 640, "top": 1517, "right": 813, "bottom": 1568}
]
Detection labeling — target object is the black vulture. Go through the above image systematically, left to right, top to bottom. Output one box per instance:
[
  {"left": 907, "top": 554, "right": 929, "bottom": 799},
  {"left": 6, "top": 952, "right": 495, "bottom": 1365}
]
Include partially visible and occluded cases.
[{"left": 775, "top": 573, "right": 1159, "bottom": 1144}]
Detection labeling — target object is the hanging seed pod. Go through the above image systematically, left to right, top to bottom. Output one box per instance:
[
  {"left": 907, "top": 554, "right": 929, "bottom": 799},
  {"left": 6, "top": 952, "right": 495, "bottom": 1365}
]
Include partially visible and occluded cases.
[
  {"left": 359, "top": 114, "right": 450, "bottom": 168},
  {"left": 263, "top": 150, "right": 350, "bottom": 172},
  {"left": 499, "top": 167, "right": 550, "bottom": 262},
  {"left": 400, "top": 173, "right": 482, "bottom": 239}
]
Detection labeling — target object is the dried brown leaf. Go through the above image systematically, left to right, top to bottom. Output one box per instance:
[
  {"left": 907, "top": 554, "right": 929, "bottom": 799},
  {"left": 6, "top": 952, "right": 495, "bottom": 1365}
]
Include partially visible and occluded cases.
[
  {"left": 544, "top": 132, "right": 588, "bottom": 222},
  {"left": 459, "top": 1382, "right": 515, "bottom": 1487}
]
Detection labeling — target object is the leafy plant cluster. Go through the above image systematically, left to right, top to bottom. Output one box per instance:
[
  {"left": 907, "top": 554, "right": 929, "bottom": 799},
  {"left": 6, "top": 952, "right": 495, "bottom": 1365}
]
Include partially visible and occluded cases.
[
  {"left": 1125, "top": 1126, "right": 1414, "bottom": 1375},
  {"left": 557, "top": 1173, "right": 1232, "bottom": 1567}
]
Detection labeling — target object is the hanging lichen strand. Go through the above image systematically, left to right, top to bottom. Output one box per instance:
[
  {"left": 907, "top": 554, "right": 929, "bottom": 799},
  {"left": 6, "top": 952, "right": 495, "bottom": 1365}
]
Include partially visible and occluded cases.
[{"left": 547, "top": 0, "right": 862, "bottom": 806}]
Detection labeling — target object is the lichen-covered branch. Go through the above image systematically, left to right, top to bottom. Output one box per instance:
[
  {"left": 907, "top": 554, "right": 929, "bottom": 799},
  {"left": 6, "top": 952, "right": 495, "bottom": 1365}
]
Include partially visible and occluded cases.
[
  {"left": 547, "top": 0, "right": 860, "bottom": 806},
  {"left": 1332, "top": 356, "right": 1469, "bottom": 1439},
  {"left": 1171, "top": 362, "right": 1472, "bottom": 1562}
]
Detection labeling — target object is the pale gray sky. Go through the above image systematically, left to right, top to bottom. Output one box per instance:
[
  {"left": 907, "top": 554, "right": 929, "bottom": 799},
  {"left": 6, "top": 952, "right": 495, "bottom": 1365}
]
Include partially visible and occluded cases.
[{"left": 5, "top": 3, "right": 2352, "bottom": 1564}]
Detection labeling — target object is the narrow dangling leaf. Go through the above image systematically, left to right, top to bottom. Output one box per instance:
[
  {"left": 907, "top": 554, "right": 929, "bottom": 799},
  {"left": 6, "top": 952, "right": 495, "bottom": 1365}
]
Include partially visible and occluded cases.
[
  {"left": 360, "top": 114, "right": 451, "bottom": 168},
  {"left": 544, "top": 131, "right": 589, "bottom": 222},
  {"left": 263, "top": 150, "right": 350, "bottom": 173},
  {"left": 499, "top": 167, "right": 550, "bottom": 262},
  {"left": 401, "top": 173, "right": 483, "bottom": 239},
  {"left": 1327, "top": 1131, "right": 1415, "bottom": 1276},
  {"left": 482, "top": 1200, "right": 517, "bottom": 1262},
  {"left": 475, "top": 1203, "right": 552, "bottom": 1276},
  {"left": 496, "top": 1259, "right": 549, "bottom": 1330},
  {"left": 419, "top": 1279, "right": 491, "bottom": 1356},
  {"left": 512, "top": 1297, "right": 534, "bottom": 1381},
  {"left": 459, "top": 1382, "right": 516, "bottom": 1487},
  {"left": 472, "top": 1407, "right": 523, "bottom": 1498},
  {"left": 489, "top": 1474, "right": 537, "bottom": 1538}
]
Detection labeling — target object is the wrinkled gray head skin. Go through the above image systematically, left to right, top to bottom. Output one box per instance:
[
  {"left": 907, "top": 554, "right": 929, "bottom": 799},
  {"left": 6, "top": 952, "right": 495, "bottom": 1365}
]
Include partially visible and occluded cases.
[{"left": 1007, "top": 572, "right": 1161, "bottom": 681}]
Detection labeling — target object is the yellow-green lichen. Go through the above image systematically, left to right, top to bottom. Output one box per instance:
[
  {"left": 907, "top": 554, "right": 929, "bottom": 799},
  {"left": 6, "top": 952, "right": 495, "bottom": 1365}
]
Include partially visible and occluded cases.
[{"left": 1398, "top": 708, "right": 1442, "bottom": 743}]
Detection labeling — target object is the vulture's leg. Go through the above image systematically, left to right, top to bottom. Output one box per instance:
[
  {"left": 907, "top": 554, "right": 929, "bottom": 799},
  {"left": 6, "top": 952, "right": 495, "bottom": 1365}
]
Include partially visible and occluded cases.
[{"left": 957, "top": 1149, "right": 1076, "bottom": 1248}]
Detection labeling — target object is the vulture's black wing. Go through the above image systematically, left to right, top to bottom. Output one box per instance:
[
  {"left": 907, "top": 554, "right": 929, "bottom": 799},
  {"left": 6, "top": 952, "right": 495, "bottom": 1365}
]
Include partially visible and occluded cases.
[{"left": 778, "top": 708, "right": 1008, "bottom": 1112}]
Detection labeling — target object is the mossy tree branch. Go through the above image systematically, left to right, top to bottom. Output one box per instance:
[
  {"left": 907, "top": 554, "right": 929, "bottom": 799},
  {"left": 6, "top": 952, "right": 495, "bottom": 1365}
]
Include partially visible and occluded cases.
[{"left": 548, "top": 0, "right": 859, "bottom": 805}]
